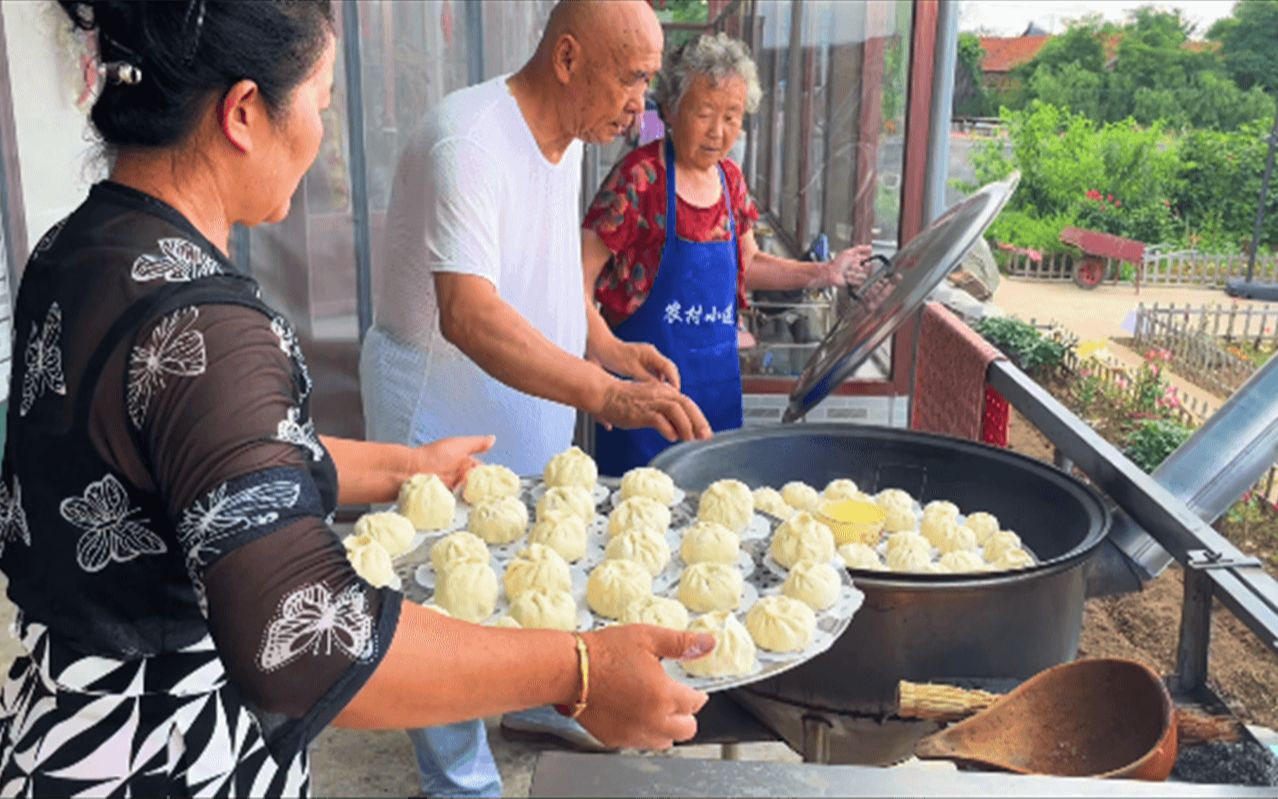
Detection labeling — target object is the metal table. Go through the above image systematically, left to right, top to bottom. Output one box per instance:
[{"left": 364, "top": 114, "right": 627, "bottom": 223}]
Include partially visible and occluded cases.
[{"left": 528, "top": 752, "right": 1278, "bottom": 798}]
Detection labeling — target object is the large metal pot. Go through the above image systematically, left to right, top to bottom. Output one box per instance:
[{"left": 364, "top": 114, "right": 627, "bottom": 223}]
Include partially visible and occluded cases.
[{"left": 651, "top": 424, "right": 1111, "bottom": 717}]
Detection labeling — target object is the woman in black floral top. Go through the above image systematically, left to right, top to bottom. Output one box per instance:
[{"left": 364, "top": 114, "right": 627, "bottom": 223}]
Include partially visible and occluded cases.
[{"left": 0, "top": 2, "right": 711, "bottom": 795}]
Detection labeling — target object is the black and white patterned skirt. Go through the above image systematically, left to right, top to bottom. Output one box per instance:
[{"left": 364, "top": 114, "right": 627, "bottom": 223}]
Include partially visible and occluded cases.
[{"left": 0, "top": 619, "right": 309, "bottom": 797}]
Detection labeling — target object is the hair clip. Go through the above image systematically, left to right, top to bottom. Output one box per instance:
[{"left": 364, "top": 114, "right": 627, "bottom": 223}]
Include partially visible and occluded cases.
[
  {"left": 183, "top": 0, "right": 207, "bottom": 64},
  {"left": 99, "top": 61, "right": 143, "bottom": 86}
]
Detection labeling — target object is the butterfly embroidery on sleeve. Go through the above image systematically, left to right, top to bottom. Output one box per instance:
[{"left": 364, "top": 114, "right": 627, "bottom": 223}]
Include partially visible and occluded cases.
[
  {"left": 31, "top": 217, "right": 68, "bottom": 258},
  {"left": 131, "top": 238, "right": 223, "bottom": 283},
  {"left": 20, "top": 303, "right": 67, "bottom": 417},
  {"left": 127, "top": 306, "right": 207, "bottom": 429},
  {"left": 271, "top": 316, "right": 313, "bottom": 400},
  {"left": 276, "top": 407, "right": 325, "bottom": 462},
  {"left": 60, "top": 474, "right": 166, "bottom": 573},
  {"left": 0, "top": 477, "right": 30, "bottom": 558},
  {"left": 177, "top": 478, "right": 302, "bottom": 569},
  {"left": 257, "top": 582, "right": 375, "bottom": 673}
]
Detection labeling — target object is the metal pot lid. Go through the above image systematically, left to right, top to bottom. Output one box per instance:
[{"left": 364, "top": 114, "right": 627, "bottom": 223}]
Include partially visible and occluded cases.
[{"left": 784, "top": 172, "right": 1020, "bottom": 422}]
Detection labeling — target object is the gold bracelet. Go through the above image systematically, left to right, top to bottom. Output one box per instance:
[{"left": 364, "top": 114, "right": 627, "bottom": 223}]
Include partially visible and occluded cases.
[{"left": 567, "top": 632, "right": 590, "bottom": 719}]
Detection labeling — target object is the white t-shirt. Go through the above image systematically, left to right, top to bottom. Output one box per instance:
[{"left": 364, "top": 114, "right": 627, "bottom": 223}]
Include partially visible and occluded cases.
[{"left": 360, "top": 75, "right": 587, "bottom": 475}]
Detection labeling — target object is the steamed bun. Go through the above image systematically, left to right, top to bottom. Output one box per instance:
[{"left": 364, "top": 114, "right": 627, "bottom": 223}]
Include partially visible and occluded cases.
[
  {"left": 543, "top": 446, "right": 597, "bottom": 490},
  {"left": 462, "top": 464, "right": 521, "bottom": 504},
  {"left": 620, "top": 467, "right": 676, "bottom": 506},
  {"left": 397, "top": 474, "right": 456, "bottom": 531},
  {"left": 697, "top": 479, "right": 754, "bottom": 533},
  {"left": 822, "top": 479, "right": 861, "bottom": 502},
  {"left": 780, "top": 482, "right": 820, "bottom": 512},
  {"left": 536, "top": 485, "right": 595, "bottom": 524},
  {"left": 752, "top": 487, "right": 795, "bottom": 520},
  {"left": 875, "top": 488, "right": 915, "bottom": 512},
  {"left": 469, "top": 496, "right": 529, "bottom": 544},
  {"left": 608, "top": 496, "right": 671, "bottom": 538},
  {"left": 922, "top": 500, "right": 960, "bottom": 521},
  {"left": 882, "top": 505, "right": 918, "bottom": 533},
  {"left": 353, "top": 510, "right": 417, "bottom": 557},
  {"left": 965, "top": 511, "right": 1000, "bottom": 544},
  {"left": 528, "top": 512, "right": 588, "bottom": 562},
  {"left": 769, "top": 512, "right": 836, "bottom": 569},
  {"left": 921, "top": 517, "right": 976, "bottom": 554},
  {"left": 680, "top": 520, "right": 740, "bottom": 565},
  {"left": 604, "top": 526, "right": 671, "bottom": 576},
  {"left": 983, "top": 530, "right": 1023, "bottom": 563},
  {"left": 430, "top": 531, "right": 489, "bottom": 574},
  {"left": 885, "top": 531, "right": 930, "bottom": 558},
  {"left": 344, "top": 535, "right": 396, "bottom": 588},
  {"left": 839, "top": 542, "right": 886, "bottom": 571},
  {"left": 503, "top": 543, "right": 572, "bottom": 598},
  {"left": 886, "top": 544, "right": 933, "bottom": 573},
  {"left": 990, "top": 546, "right": 1035, "bottom": 571},
  {"left": 938, "top": 550, "right": 987, "bottom": 573},
  {"left": 435, "top": 559, "right": 499, "bottom": 622},
  {"left": 586, "top": 559, "right": 652, "bottom": 619},
  {"left": 782, "top": 559, "right": 841, "bottom": 610},
  {"left": 677, "top": 562, "right": 744, "bottom": 613},
  {"left": 509, "top": 588, "right": 578, "bottom": 631},
  {"left": 621, "top": 595, "right": 689, "bottom": 630},
  {"left": 746, "top": 595, "right": 816, "bottom": 652},
  {"left": 682, "top": 611, "right": 756, "bottom": 678}
]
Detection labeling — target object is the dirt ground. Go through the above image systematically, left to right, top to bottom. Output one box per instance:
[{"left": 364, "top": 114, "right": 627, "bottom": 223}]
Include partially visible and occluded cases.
[{"left": 1007, "top": 409, "right": 1278, "bottom": 729}]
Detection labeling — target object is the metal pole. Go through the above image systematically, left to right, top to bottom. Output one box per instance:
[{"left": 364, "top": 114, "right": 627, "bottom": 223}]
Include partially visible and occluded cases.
[
  {"left": 341, "top": 0, "right": 374, "bottom": 342},
  {"left": 466, "top": 0, "right": 485, "bottom": 84},
  {"left": 922, "top": 0, "right": 959, "bottom": 225},
  {"left": 1246, "top": 95, "right": 1278, "bottom": 283},
  {"left": 1174, "top": 565, "right": 1213, "bottom": 695}
]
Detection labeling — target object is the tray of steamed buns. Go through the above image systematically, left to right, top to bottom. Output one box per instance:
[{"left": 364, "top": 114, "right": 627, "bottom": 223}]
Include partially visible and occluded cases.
[{"left": 338, "top": 446, "right": 1034, "bottom": 693}]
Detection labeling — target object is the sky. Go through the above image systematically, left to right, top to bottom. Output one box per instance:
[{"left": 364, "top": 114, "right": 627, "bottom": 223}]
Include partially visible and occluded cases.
[{"left": 958, "top": 0, "right": 1237, "bottom": 37}]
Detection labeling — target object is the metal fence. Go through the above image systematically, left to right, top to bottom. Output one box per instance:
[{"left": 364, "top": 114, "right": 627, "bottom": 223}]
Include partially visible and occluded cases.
[
  {"left": 1002, "top": 249, "right": 1278, "bottom": 288},
  {"left": 1141, "top": 251, "right": 1278, "bottom": 288},
  {"left": 1004, "top": 253, "right": 1080, "bottom": 282},
  {"left": 1130, "top": 303, "right": 1259, "bottom": 396},
  {"left": 1025, "top": 319, "right": 1278, "bottom": 503}
]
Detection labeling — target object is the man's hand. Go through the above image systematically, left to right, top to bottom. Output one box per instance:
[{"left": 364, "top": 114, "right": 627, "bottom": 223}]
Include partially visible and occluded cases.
[
  {"left": 816, "top": 244, "right": 873, "bottom": 288},
  {"left": 592, "top": 338, "right": 681, "bottom": 388},
  {"left": 593, "top": 380, "right": 713, "bottom": 442},
  {"left": 412, "top": 435, "right": 496, "bottom": 489}
]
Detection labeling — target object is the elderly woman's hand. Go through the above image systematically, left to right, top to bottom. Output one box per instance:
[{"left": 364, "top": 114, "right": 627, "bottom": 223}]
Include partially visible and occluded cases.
[
  {"left": 817, "top": 244, "right": 873, "bottom": 289},
  {"left": 577, "top": 623, "right": 714, "bottom": 749}
]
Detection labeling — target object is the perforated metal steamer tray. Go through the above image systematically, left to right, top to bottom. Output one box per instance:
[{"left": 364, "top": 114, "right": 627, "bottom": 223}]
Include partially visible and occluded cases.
[{"left": 385, "top": 477, "right": 865, "bottom": 694}]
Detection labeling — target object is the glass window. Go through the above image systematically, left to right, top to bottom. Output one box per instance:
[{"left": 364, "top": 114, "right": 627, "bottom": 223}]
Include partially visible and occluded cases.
[{"left": 740, "top": 0, "right": 912, "bottom": 381}]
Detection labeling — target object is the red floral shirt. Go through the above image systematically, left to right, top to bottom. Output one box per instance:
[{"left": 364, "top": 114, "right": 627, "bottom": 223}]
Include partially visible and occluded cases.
[{"left": 583, "top": 139, "right": 759, "bottom": 327}]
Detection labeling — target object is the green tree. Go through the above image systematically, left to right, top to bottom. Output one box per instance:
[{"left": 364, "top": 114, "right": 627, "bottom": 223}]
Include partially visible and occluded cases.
[
  {"left": 1211, "top": 0, "right": 1278, "bottom": 93},
  {"left": 1001, "top": 3, "right": 1273, "bottom": 131},
  {"left": 1024, "top": 17, "right": 1108, "bottom": 73},
  {"left": 953, "top": 32, "right": 989, "bottom": 117},
  {"left": 1027, "top": 63, "right": 1104, "bottom": 120}
]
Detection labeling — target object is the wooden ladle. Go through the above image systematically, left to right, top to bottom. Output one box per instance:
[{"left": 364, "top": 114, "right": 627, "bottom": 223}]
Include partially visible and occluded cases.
[{"left": 913, "top": 659, "right": 1179, "bottom": 781}]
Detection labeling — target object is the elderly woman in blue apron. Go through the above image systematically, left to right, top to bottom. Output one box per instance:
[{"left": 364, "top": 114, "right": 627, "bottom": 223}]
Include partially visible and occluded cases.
[{"left": 582, "top": 33, "right": 872, "bottom": 476}]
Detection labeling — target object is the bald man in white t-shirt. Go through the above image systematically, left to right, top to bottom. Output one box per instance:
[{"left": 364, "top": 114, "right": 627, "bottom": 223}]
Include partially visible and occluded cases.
[
  {"left": 362, "top": 0, "right": 709, "bottom": 476},
  {"left": 360, "top": 2, "right": 710, "bottom": 795}
]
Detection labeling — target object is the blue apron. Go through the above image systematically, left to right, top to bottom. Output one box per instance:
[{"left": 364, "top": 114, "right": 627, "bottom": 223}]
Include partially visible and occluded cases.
[{"left": 595, "top": 138, "right": 744, "bottom": 476}]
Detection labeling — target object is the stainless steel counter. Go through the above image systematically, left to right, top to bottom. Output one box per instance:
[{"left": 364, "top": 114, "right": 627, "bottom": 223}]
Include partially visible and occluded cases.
[{"left": 528, "top": 752, "right": 1278, "bottom": 798}]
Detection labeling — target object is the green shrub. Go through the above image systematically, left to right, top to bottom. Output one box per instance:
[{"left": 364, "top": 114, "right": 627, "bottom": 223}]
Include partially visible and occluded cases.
[
  {"left": 973, "top": 317, "right": 1067, "bottom": 376},
  {"left": 1123, "top": 418, "right": 1194, "bottom": 472}
]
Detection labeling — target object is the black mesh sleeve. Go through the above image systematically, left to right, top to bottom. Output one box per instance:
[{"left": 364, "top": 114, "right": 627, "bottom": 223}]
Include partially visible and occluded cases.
[{"left": 132, "top": 303, "right": 400, "bottom": 755}]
